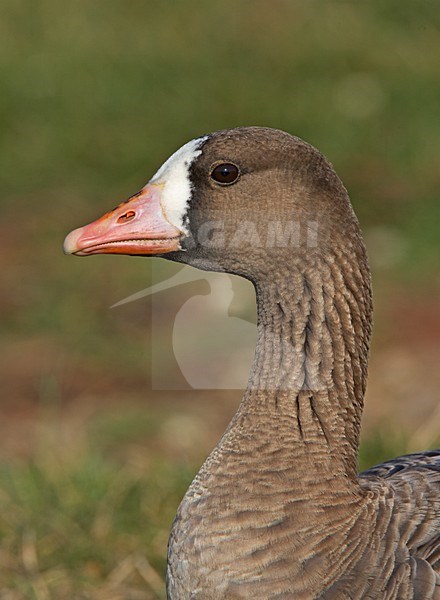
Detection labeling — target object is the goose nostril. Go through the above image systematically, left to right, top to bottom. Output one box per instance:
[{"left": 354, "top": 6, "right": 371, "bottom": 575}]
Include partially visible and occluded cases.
[{"left": 117, "top": 210, "right": 136, "bottom": 224}]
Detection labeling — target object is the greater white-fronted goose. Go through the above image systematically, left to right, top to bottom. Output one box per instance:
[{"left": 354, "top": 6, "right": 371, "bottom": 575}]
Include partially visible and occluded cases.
[{"left": 64, "top": 127, "right": 440, "bottom": 599}]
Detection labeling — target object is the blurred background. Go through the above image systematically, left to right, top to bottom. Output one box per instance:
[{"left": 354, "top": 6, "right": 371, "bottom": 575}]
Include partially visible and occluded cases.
[{"left": 1, "top": 1, "right": 439, "bottom": 597}]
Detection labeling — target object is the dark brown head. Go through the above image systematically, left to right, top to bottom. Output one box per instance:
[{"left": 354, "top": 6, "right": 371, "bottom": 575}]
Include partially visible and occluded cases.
[{"left": 64, "top": 126, "right": 364, "bottom": 284}]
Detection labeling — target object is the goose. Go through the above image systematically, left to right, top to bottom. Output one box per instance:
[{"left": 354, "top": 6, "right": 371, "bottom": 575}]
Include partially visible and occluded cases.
[{"left": 64, "top": 127, "right": 440, "bottom": 599}]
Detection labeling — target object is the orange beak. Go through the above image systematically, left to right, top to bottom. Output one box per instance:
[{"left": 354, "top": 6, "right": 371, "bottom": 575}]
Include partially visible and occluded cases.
[{"left": 63, "top": 184, "right": 182, "bottom": 256}]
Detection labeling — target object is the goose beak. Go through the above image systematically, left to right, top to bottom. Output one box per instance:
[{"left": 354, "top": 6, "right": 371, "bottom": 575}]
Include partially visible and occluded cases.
[{"left": 63, "top": 184, "right": 182, "bottom": 256}]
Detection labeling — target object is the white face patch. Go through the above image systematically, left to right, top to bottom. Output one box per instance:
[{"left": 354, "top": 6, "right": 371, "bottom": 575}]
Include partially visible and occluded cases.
[{"left": 148, "top": 136, "right": 208, "bottom": 234}]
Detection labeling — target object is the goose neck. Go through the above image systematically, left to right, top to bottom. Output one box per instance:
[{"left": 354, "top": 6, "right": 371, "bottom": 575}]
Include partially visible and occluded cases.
[{"left": 240, "top": 249, "right": 372, "bottom": 480}]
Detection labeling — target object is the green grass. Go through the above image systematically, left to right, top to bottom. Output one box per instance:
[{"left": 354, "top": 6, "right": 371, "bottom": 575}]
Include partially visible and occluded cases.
[
  {"left": 0, "top": 408, "right": 415, "bottom": 599},
  {"left": 0, "top": 410, "right": 195, "bottom": 599}
]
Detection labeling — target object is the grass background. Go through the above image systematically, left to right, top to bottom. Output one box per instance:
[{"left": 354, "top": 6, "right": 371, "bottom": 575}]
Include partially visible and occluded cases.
[{"left": 1, "top": 1, "right": 439, "bottom": 597}]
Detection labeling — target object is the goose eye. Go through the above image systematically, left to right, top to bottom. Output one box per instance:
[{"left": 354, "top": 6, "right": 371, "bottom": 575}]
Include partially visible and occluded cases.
[{"left": 210, "top": 163, "right": 240, "bottom": 185}]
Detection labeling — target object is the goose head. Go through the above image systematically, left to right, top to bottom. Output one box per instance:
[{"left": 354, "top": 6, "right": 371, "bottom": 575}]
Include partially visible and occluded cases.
[
  {"left": 64, "top": 127, "right": 364, "bottom": 284},
  {"left": 64, "top": 127, "right": 373, "bottom": 479}
]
